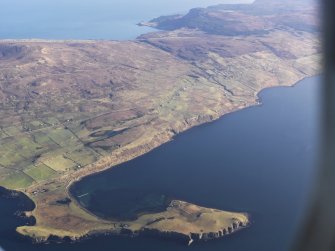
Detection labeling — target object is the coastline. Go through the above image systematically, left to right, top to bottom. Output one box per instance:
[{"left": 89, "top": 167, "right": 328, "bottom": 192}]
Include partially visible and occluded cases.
[
  {"left": 0, "top": 0, "right": 321, "bottom": 244},
  {"left": 13, "top": 74, "right": 317, "bottom": 244},
  {"left": 65, "top": 74, "right": 318, "bottom": 191},
  {"left": 17, "top": 102, "right": 251, "bottom": 244}
]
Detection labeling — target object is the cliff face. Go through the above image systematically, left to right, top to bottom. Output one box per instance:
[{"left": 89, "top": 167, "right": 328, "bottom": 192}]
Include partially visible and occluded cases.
[
  {"left": 0, "top": 0, "right": 320, "bottom": 245},
  {"left": 139, "top": 216, "right": 248, "bottom": 246}
]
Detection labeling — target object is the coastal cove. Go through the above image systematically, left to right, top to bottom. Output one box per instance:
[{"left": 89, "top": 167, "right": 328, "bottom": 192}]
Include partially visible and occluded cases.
[{"left": 0, "top": 76, "right": 320, "bottom": 251}]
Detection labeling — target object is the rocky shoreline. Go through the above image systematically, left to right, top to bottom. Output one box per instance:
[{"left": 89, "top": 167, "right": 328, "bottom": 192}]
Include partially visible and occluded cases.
[{"left": 23, "top": 210, "right": 250, "bottom": 246}]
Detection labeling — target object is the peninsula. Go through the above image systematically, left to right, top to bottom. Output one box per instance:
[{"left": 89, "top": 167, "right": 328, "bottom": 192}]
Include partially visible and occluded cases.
[{"left": 0, "top": 0, "right": 320, "bottom": 245}]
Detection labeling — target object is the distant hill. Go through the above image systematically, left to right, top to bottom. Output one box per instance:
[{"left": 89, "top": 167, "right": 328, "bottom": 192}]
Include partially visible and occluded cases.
[
  {"left": 144, "top": 0, "right": 319, "bottom": 35},
  {"left": 253, "top": 0, "right": 315, "bottom": 5}
]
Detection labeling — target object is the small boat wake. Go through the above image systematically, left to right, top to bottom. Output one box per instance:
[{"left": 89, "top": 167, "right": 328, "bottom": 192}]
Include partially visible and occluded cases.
[{"left": 78, "top": 193, "right": 89, "bottom": 198}]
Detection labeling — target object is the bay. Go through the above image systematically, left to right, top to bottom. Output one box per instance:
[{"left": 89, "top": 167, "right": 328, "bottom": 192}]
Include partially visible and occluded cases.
[{"left": 0, "top": 76, "right": 321, "bottom": 251}]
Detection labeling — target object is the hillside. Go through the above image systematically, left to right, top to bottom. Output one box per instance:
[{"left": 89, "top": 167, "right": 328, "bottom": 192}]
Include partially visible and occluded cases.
[{"left": 141, "top": 0, "right": 319, "bottom": 34}]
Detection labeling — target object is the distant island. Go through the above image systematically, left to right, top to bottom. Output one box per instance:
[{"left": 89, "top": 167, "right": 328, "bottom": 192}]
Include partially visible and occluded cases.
[{"left": 0, "top": 0, "right": 320, "bottom": 245}]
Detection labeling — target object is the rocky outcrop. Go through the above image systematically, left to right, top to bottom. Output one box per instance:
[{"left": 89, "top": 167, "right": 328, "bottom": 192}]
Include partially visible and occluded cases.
[{"left": 189, "top": 219, "right": 248, "bottom": 242}]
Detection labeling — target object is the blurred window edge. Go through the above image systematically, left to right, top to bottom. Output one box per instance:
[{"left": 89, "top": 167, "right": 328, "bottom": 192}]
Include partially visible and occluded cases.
[{"left": 294, "top": 0, "right": 335, "bottom": 250}]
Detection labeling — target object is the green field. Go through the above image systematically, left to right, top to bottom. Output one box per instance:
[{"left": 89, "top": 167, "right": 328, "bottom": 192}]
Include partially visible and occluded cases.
[
  {"left": 42, "top": 155, "right": 77, "bottom": 172},
  {"left": 24, "top": 164, "right": 59, "bottom": 181},
  {"left": 0, "top": 169, "right": 34, "bottom": 189}
]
